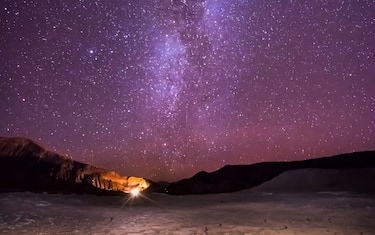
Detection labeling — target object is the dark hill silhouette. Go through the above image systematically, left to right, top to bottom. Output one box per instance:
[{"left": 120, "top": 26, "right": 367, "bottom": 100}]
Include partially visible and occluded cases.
[
  {"left": 0, "top": 137, "right": 152, "bottom": 195},
  {"left": 1, "top": 137, "right": 374, "bottom": 195},
  {"left": 166, "top": 151, "right": 375, "bottom": 194}
]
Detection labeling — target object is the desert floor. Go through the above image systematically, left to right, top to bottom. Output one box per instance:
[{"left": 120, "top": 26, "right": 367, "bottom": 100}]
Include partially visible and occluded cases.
[{"left": 0, "top": 190, "right": 374, "bottom": 234}]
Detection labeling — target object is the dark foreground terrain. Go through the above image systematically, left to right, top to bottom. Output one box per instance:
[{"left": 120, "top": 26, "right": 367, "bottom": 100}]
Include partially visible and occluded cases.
[
  {"left": 1, "top": 137, "right": 375, "bottom": 234},
  {"left": 0, "top": 190, "right": 374, "bottom": 235}
]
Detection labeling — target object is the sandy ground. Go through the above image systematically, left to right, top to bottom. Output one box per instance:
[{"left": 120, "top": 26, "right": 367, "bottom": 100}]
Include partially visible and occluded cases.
[{"left": 0, "top": 190, "right": 374, "bottom": 235}]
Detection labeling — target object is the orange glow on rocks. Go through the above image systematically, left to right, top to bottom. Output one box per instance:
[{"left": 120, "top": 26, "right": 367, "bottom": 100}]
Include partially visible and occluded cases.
[{"left": 85, "top": 171, "right": 150, "bottom": 194}]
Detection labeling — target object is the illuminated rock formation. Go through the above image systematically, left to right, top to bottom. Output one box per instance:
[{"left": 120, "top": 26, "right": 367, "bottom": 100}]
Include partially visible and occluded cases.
[{"left": 0, "top": 137, "right": 149, "bottom": 195}]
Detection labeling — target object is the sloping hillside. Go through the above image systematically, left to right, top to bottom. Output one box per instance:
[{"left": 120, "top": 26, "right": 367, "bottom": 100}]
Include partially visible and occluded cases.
[
  {"left": 0, "top": 137, "right": 150, "bottom": 195},
  {"left": 166, "top": 151, "right": 375, "bottom": 194}
]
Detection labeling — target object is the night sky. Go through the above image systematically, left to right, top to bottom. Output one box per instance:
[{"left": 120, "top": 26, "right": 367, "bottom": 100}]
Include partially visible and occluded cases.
[{"left": 1, "top": 0, "right": 374, "bottom": 181}]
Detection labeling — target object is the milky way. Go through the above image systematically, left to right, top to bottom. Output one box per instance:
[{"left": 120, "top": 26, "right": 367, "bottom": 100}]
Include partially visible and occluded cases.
[{"left": 1, "top": 0, "right": 374, "bottom": 181}]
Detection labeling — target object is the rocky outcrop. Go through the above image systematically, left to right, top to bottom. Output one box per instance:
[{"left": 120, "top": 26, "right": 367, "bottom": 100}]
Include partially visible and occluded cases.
[{"left": 0, "top": 137, "right": 150, "bottom": 195}]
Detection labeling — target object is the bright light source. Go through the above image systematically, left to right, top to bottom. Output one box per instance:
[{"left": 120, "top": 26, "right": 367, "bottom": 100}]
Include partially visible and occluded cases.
[{"left": 130, "top": 188, "right": 139, "bottom": 197}]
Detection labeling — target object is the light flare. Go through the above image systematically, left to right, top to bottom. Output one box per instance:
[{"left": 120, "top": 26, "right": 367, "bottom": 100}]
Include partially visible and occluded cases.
[{"left": 130, "top": 188, "right": 140, "bottom": 197}]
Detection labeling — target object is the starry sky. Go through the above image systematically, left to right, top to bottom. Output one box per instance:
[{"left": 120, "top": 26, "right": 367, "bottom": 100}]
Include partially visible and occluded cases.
[{"left": 1, "top": 0, "right": 374, "bottom": 181}]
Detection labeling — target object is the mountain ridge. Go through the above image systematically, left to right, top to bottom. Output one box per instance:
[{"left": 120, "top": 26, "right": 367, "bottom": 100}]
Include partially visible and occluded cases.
[
  {"left": 1, "top": 136, "right": 374, "bottom": 195},
  {"left": 0, "top": 137, "right": 152, "bottom": 195},
  {"left": 166, "top": 151, "right": 375, "bottom": 194}
]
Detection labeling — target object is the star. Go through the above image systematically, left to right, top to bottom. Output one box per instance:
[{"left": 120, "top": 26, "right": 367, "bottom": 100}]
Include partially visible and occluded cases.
[{"left": 1, "top": 0, "right": 374, "bottom": 181}]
